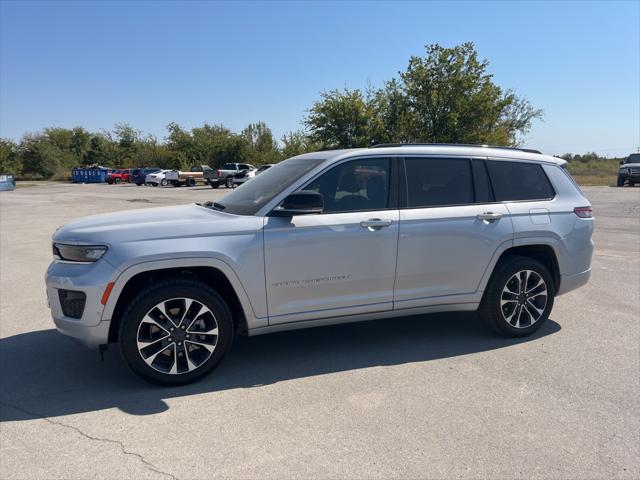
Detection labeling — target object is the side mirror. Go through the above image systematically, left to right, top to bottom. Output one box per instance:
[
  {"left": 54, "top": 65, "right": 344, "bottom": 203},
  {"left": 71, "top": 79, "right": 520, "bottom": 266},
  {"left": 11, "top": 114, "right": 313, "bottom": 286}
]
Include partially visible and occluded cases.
[
  {"left": 620, "top": 160, "right": 625, "bottom": 165},
  {"left": 270, "top": 191, "right": 324, "bottom": 216}
]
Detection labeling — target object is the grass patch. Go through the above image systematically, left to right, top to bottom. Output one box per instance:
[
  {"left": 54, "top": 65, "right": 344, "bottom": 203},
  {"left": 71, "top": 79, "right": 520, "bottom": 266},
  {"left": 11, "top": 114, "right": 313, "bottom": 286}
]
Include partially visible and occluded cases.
[{"left": 567, "top": 160, "right": 620, "bottom": 186}]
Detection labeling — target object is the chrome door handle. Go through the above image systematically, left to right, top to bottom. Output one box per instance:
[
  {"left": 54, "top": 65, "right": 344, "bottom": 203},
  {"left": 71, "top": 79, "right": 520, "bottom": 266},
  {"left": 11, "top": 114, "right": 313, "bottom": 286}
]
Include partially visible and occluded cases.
[
  {"left": 477, "top": 212, "right": 504, "bottom": 222},
  {"left": 360, "top": 219, "right": 392, "bottom": 230}
]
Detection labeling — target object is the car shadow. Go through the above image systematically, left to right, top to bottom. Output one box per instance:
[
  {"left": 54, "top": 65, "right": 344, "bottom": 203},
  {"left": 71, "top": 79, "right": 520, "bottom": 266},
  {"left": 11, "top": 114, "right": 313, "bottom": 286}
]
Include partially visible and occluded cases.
[{"left": 0, "top": 312, "right": 560, "bottom": 421}]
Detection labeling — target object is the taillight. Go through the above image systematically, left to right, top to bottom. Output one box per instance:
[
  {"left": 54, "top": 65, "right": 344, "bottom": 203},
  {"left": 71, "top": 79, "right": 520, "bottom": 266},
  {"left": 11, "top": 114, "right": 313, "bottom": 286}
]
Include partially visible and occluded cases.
[{"left": 574, "top": 206, "right": 593, "bottom": 218}]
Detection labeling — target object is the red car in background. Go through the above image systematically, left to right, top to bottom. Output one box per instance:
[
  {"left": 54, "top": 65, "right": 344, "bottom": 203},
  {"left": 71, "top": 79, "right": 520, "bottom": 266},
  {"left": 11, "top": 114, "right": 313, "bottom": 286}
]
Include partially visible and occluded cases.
[{"left": 107, "top": 169, "right": 132, "bottom": 184}]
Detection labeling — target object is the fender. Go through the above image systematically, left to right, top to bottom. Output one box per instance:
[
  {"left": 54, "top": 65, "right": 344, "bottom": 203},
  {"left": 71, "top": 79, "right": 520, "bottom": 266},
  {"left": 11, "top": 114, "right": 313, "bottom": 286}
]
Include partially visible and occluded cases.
[
  {"left": 476, "top": 235, "right": 563, "bottom": 293},
  {"left": 100, "top": 256, "right": 267, "bottom": 330}
]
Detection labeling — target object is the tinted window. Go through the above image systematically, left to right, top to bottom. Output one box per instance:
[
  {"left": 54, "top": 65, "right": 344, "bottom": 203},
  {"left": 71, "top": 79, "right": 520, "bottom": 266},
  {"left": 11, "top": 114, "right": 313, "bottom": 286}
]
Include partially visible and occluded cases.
[
  {"left": 215, "top": 157, "right": 325, "bottom": 216},
  {"left": 305, "top": 158, "right": 390, "bottom": 213},
  {"left": 405, "top": 158, "right": 473, "bottom": 207},
  {"left": 471, "top": 159, "right": 493, "bottom": 203},
  {"left": 486, "top": 161, "right": 555, "bottom": 201},
  {"left": 222, "top": 163, "right": 237, "bottom": 170}
]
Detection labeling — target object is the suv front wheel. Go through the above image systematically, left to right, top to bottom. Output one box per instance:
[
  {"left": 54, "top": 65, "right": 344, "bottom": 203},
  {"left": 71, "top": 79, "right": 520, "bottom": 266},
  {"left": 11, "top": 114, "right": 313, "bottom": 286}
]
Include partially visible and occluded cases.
[
  {"left": 479, "top": 256, "right": 554, "bottom": 337},
  {"left": 119, "top": 279, "right": 234, "bottom": 385}
]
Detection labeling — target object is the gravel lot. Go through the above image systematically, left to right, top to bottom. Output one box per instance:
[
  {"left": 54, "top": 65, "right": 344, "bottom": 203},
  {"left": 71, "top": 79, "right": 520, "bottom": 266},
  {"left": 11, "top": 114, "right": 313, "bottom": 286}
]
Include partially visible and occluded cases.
[{"left": 1, "top": 183, "right": 638, "bottom": 479}]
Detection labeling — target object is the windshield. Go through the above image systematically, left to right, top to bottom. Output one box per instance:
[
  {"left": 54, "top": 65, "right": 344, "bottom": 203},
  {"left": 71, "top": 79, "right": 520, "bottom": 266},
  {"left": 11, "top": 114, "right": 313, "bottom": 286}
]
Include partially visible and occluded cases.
[
  {"left": 625, "top": 153, "right": 640, "bottom": 164},
  {"left": 212, "top": 157, "right": 325, "bottom": 215}
]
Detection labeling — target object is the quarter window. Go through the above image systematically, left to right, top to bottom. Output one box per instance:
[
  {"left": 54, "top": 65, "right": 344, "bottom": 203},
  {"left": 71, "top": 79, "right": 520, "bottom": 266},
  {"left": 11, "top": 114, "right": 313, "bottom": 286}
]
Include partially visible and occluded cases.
[
  {"left": 404, "top": 157, "right": 473, "bottom": 207},
  {"left": 305, "top": 158, "right": 390, "bottom": 213},
  {"left": 486, "top": 161, "right": 555, "bottom": 201}
]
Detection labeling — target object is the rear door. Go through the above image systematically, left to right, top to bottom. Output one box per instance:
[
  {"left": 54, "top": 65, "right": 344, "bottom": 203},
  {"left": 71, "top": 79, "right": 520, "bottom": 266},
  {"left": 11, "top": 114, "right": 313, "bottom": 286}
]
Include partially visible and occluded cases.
[{"left": 394, "top": 157, "right": 513, "bottom": 309}]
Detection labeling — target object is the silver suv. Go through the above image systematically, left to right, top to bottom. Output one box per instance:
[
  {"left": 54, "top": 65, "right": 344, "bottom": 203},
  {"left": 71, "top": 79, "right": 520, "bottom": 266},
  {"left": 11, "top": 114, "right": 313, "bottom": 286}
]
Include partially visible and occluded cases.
[{"left": 46, "top": 144, "right": 594, "bottom": 385}]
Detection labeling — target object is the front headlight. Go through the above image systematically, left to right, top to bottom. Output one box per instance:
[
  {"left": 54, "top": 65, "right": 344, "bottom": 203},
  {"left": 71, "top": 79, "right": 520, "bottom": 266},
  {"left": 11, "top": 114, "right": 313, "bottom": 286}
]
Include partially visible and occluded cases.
[{"left": 53, "top": 243, "right": 107, "bottom": 262}]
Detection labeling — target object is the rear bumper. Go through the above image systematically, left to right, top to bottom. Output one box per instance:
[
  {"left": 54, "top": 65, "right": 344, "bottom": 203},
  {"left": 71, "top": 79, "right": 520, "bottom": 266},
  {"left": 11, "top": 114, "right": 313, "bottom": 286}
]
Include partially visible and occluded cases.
[{"left": 556, "top": 268, "right": 591, "bottom": 296}]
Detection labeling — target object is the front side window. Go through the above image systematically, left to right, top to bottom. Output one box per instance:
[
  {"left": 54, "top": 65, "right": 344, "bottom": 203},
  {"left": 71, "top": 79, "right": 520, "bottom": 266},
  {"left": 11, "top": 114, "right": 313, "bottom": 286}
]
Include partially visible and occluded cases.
[
  {"left": 405, "top": 157, "right": 473, "bottom": 208},
  {"left": 304, "top": 158, "right": 390, "bottom": 213},
  {"left": 486, "top": 160, "right": 555, "bottom": 201},
  {"left": 222, "top": 163, "right": 237, "bottom": 170}
]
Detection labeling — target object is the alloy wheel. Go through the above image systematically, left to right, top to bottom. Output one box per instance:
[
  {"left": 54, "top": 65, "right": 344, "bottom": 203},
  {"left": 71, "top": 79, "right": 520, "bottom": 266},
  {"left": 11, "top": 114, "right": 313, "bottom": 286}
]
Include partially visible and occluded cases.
[
  {"left": 500, "top": 270, "right": 548, "bottom": 328},
  {"left": 136, "top": 297, "right": 219, "bottom": 375}
]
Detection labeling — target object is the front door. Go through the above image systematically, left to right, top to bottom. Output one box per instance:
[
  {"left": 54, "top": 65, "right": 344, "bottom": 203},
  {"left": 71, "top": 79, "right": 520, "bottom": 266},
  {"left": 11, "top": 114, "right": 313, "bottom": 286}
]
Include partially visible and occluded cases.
[{"left": 264, "top": 157, "right": 399, "bottom": 325}]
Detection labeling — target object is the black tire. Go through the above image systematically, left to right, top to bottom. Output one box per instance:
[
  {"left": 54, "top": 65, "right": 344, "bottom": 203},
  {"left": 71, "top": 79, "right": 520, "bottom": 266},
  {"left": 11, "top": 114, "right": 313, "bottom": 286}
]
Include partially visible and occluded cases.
[
  {"left": 617, "top": 175, "right": 625, "bottom": 187},
  {"left": 115, "top": 177, "right": 121, "bottom": 184},
  {"left": 187, "top": 177, "right": 196, "bottom": 187},
  {"left": 225, "top": 177, "right": 234, "bottom": 188},
  {"left": 160, "top": 179, "right": 168, "bottom": 187},
  {"left": 630, "top": 182, "right": 636, "bottom": 187},
  {"left": 136, "top": 183, "right": 143, "bottom": 186},
  {"left": 152, "top": 183, "right": 158, "bottom": 187},
  {"left": 211, "top": 183, "right": 219, "bottom": 189},
  {"left": 479, "top": 256, "right": 554, "bottom": 337},
  {"left": 119, "top": 279, "right": 234, "bottom": 386}
]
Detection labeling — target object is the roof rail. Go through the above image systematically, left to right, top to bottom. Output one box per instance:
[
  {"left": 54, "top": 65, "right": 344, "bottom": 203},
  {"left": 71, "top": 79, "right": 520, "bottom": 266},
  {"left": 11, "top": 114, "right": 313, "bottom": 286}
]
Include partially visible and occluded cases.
[{"left": 369, "top": 143, "right": 542, "bottom": 155}]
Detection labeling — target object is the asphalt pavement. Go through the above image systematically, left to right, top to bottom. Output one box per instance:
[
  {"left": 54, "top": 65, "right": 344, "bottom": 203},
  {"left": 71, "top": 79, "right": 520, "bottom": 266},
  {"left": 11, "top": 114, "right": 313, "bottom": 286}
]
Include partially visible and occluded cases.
[{"left": 0, "top": 183, "right": 638, "bottom": 479}]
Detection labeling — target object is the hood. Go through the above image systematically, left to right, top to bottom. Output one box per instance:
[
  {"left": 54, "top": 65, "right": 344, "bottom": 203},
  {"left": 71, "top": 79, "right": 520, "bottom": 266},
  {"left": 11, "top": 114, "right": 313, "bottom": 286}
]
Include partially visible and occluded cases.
[
  {"left": 621, "top": 163, "right": 640, "bottom": 169},
  {"left": 53, "top": 203, "right": 257, "bottom": 245}
]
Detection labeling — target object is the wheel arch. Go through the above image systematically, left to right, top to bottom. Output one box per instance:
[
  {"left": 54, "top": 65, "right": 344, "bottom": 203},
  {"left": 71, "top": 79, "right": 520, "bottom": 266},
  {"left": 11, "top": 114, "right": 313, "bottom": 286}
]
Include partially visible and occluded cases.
[
  {"left": 484, "top": 243, "right": 561, "bottom": 294},
  {"left": 105, "top": 260, "right": 263, "bottom": 344}
]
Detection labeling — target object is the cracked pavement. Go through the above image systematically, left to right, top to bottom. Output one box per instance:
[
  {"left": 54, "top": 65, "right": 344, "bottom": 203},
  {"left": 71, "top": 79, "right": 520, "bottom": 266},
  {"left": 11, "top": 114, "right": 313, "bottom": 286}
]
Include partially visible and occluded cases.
[{"left": 1, "top": 183, "right": 639, "bottom": 479}]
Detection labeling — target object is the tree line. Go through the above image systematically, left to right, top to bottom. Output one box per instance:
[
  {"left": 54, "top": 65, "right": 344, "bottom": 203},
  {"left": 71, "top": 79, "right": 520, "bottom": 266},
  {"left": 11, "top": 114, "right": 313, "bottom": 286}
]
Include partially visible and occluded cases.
[{"left": 2, "top": 43, "right": 549, "bottom": 180}]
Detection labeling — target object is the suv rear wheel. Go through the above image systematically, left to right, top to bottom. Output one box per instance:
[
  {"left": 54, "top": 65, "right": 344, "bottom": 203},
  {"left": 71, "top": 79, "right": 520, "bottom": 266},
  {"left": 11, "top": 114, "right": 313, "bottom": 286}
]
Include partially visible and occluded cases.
[
  {"left": 479, "top": 256, "right": 554, "bottom": 337},
  {"left": 119, "top": 279, "right": 234, "bottom": 385}
]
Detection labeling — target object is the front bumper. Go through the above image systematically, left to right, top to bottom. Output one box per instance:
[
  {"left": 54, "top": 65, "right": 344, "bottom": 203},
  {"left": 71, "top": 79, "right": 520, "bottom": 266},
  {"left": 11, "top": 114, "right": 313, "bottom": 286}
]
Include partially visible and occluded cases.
[
  {"left": 620, "top": 172, "right": 640, "bottom": 182},
  {"left": 46, "top": 258, "right": 120, "bottom": 349}
]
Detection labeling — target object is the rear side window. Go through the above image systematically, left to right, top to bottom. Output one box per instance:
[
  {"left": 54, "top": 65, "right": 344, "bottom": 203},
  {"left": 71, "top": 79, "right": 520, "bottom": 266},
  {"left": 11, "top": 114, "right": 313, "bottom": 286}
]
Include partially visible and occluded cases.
[
  {"left": 404, "top": 157, "right": 473, "bottom": 207},
  {"left": 486, "top": 161, "right": 555, "bottom": 201},
  {"left": 222, "top": 163, "right": 237, "bottom": 170}
]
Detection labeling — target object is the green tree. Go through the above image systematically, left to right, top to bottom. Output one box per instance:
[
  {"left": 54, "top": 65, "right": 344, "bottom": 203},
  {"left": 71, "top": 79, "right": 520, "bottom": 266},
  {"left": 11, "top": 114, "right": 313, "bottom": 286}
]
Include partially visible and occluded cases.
[
  {"left": 305, "top": 42, "right": 543, "bottom": 148},
  {"left": 305, "top": 88, "right": 374, "bottom": 149},
  {"left": 241, "top": 121, "right": 281, "bottom": 164},
  {"left": 281, "top": 130, "right": 318, "bottom": 158},
  {"left": 85, "top": 133, "right": 116, "bottom": 166},
  {"left": 0, "top": 138, "right": 22, "bottom": 175}
]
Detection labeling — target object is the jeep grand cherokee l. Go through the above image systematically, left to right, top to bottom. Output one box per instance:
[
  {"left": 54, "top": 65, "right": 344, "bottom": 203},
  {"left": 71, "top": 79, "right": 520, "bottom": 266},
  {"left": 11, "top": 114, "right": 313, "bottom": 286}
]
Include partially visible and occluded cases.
[{"left": 46, "top": 144, "right": 594, "bottom": 385}]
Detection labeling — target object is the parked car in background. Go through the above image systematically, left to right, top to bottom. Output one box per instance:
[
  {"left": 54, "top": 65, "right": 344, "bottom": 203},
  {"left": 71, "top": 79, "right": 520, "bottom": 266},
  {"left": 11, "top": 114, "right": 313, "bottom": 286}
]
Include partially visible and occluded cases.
[
  {"left": 46, "top": 144, "right": 594, "bottom": 385},
  {"left": 617, "top": 153, "right": 640, "bottom": 187},
  {"left": 204, "top": 163, "right": 255, "bottom": 188},
  {"left": 256, "top": 164, "right": 274, "bottom": 175},
  {"left": 165, "top": 165, "right": 213, "bottom": 187},
  {"left": 233, "top": 165, "right": 258, "bottom": 186},
  {"left": 131, "top": 168, "right": 161, "bottom": 186},
  {"left": 107, "top": 169, "right": 132, "bottom": 184},
  {"left": 145, "top": 169, "right": 173, "bottom": 186},
  {"left": 0, "top": 173, "right": 16, "bottom": 191}
]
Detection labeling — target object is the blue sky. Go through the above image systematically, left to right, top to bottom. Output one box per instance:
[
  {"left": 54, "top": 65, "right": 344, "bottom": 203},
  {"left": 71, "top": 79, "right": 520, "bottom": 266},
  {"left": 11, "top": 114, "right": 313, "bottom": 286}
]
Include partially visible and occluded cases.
[{"left": 1, "top": 0, "right": 638, "bottom": 156}]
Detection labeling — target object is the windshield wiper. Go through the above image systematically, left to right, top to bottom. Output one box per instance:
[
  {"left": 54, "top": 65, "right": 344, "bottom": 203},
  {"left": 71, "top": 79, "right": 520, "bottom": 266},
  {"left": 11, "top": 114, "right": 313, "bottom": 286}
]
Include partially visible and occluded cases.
[{"left": 198, "top": 201, "right": 226, "bottom": 211}]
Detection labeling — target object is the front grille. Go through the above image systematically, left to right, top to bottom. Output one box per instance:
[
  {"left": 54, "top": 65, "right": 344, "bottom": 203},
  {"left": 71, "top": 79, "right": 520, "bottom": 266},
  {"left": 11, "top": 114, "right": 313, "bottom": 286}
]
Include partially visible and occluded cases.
[
  {"left": 630, "top": 168, "right": 640, "bottom": 174},
  {"left": 58, "top": 290, "right": 86, "bottom": 319}
]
